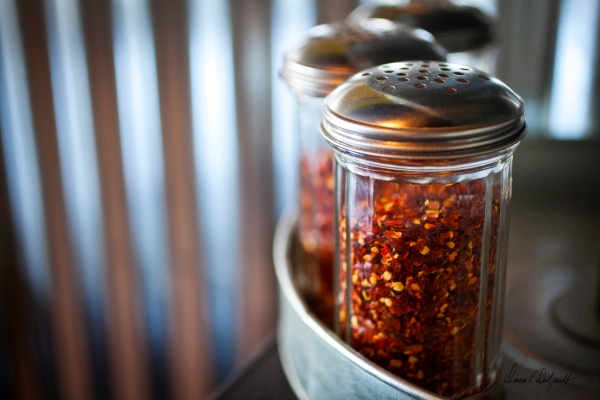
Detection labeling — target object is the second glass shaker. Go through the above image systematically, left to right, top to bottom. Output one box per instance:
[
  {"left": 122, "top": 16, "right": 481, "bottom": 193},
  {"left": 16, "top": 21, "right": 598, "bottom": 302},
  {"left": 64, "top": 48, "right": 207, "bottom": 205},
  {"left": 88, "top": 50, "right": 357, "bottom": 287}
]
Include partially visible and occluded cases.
[{"left": 281, "top": 20, "right": 446, "bottom": 324}]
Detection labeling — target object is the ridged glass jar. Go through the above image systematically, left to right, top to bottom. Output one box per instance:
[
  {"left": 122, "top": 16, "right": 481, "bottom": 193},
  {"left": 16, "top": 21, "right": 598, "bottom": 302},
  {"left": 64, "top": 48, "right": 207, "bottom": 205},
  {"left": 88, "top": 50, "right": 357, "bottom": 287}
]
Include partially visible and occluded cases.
[{"left": 321, "top": 61, "right": 526, "bottom": 398}]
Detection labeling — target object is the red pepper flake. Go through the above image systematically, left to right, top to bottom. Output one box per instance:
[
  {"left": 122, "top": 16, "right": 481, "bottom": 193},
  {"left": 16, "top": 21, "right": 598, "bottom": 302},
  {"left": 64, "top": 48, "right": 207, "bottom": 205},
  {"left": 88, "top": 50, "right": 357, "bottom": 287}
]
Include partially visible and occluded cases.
[
  {"left": 299, "top": 148, "right": 335, "bottom": 325},
  {"left": 339, "top": 177, "right": 502, "bottom": 398},
  {"left": 404, "top": 344, "right": 424, "bottom": 354}
]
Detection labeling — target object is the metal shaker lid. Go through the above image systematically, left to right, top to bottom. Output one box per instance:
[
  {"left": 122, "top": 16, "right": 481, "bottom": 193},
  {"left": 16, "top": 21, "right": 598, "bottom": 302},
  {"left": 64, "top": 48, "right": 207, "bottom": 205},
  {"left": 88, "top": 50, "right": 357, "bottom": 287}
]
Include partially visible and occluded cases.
[
  {"left": 348, "top": 1, "right": 495, "bottom": 54},
  {"left": 281, "top": 20, "right": 446, "bottom": 97},
  {"left": 321, "top": 61, "right": 526, "bottom": 160}
]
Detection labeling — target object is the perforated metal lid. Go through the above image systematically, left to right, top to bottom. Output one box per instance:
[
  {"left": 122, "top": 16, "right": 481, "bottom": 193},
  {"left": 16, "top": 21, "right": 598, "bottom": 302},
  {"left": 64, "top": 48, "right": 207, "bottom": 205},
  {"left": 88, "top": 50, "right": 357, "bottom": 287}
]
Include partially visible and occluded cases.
[
  {"left": 348, "top": 1, "right": 495, "bottom": 54},
  {"left": 281, "top": 20, "right": 446, "bottom": 97},
  {"left": 321, "top": 61, "right": 526, "bottom": 160}
]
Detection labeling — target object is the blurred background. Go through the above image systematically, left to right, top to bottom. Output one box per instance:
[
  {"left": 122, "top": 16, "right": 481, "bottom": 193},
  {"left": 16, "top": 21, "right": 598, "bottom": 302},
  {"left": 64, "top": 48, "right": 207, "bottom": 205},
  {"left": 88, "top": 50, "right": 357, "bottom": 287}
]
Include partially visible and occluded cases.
[{"left": 0, "top": 0, "right": 598, "bottom": 399}]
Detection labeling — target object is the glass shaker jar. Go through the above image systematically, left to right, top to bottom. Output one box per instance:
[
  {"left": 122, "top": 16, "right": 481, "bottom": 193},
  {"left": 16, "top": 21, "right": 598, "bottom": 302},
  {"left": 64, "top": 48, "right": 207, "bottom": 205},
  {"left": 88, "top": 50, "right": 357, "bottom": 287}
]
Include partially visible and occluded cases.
[
  {"left": 348, "top": 0, "right": 498, "bottom": 73},
  {"left": 281, "top": 20, "right": 446, "bottom": 324},
  {"left": 322, "top": 61, "right": 526, "bottom": 398}
]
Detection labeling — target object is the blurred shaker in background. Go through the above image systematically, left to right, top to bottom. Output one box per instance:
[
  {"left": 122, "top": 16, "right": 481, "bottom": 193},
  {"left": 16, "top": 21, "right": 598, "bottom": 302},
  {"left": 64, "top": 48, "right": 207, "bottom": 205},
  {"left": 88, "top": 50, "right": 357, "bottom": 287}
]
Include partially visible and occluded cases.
[{"left": 281, "top": 18, "right": 446, "bottom": 325}]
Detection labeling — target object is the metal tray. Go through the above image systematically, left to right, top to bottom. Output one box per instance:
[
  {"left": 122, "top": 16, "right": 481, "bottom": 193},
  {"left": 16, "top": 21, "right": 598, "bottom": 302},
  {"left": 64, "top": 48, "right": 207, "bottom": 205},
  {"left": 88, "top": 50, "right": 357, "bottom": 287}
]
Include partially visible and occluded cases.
[{"left": 274, "top": 211, "right": 504, "bottom": 400}]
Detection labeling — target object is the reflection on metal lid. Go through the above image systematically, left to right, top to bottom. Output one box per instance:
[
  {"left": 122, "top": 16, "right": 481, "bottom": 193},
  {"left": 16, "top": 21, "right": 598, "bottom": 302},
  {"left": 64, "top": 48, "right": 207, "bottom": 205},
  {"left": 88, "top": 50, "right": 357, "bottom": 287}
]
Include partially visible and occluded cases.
[{"left": 322, "top": 61, "right": 526, "bottom": 159}]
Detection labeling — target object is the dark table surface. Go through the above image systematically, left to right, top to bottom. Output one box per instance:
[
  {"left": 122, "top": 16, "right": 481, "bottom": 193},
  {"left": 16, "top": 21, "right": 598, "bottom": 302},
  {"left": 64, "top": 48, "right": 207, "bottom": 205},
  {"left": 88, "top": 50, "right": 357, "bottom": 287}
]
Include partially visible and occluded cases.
[{"left": 209, "top": 337, "right": 296, "bottom": 400}]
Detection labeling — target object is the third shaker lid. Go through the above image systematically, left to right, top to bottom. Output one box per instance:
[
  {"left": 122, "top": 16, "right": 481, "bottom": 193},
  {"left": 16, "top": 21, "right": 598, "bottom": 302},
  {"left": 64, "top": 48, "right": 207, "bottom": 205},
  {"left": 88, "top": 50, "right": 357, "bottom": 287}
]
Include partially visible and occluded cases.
[
  {"left": 348, "top": 1, "right": 495, "bottom": 54},
  {"left": 281, "top": 19, "right": 446, "bottom": 97},
  {"left": 321, "top": 61, "right": 526, "bottom": 159}
]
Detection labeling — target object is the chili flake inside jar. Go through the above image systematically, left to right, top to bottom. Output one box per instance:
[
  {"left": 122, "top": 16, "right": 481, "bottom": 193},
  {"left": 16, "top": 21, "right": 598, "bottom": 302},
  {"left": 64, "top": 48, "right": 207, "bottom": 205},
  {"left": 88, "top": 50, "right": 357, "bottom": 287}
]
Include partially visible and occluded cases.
[
  {"left": 299, "top": 148, "right": 335, "bottom": 325},
  {"left": 339, "top": 177, "right": 502, "bottom": 398}
]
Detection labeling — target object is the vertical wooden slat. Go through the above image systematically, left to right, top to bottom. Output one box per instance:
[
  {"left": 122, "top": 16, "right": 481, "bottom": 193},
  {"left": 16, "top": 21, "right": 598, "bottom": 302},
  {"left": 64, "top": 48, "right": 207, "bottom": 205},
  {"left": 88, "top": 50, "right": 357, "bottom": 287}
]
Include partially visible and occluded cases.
[
  {"left": 0, "top": 0, "right": 57, "bottom": 395},
  {"left": 16, "top": 0, "right": 93, "bottom": 399},
  {"left": 79, "top": 0, "right": 152, "bottom": 399},
  {"left": 110, "top": 0, "right": 171, "bottom": 394},
  {"left": 149, "top": 0, "right": 214, "bottom": 398},
  {"left": 188, "top": 0, "right": 240, "bottom": 379},
  {"left": 229, "top": 0, "right": 278, "bottom": 362},
  {"left": 593, "top": 21, "right": 600, "bottom": 135},
  {"left": 0, "top": 129, "right": 42, "bottom": 400}
]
